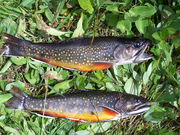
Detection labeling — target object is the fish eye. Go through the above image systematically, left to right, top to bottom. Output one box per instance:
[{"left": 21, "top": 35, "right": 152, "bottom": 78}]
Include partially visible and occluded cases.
[
  {"left": 133, "top": 39, "right": 147, "bottom": 48},
  {"left": 133, "top": 42, "right": 142, "bottom": 48},
  {"left": 135, "top": 98, "right": 141, "bottom": 103}
]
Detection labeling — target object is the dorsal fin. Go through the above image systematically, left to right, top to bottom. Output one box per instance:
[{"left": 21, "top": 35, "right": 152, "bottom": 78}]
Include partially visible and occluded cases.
[
  {"left": 59, "top": 37, "right": 86, "bottom": 44},
  {"left": 65, "top": 89, "right": 95, "bottom": 94}
]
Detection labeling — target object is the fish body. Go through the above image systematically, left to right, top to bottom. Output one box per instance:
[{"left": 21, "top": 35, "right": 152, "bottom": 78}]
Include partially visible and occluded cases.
[
  {"left": 2, "top": 34, "right": 152, "bottom": 71},
  {"left": 6, "top": 87, "right": 150, "bottom": 122}
]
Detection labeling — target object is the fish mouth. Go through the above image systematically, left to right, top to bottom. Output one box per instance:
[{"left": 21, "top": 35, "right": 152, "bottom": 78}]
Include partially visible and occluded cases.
[
  {"left": 133, "top": 44, "right": 152, "bottom": 63},
  {"left": 128, "top": 102, "right": 151, "bottom": 116}
]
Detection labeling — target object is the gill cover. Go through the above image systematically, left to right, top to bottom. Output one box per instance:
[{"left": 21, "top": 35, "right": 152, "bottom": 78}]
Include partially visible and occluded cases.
[{"left": 114, "top": 94, "right": 150, "bottom": 116}]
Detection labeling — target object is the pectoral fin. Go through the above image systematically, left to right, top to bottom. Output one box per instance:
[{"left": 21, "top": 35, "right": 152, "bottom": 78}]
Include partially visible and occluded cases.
[{"left": 99, "top": 106, "right": 119, "bottom": 116}]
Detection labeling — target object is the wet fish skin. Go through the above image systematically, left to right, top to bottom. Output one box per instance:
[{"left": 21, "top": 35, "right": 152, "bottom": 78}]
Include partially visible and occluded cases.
[
  {"left": 2, "top": 34, "right": 152, "bottom": 71},
  {"left": 6, "top": 86, "right": 151, "bottom": 122}
]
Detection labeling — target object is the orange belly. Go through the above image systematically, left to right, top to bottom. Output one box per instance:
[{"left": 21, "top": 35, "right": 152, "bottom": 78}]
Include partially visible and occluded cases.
[
  {"left": 35, "top": 58, "right": 113, "bottom": 71},
  {"left": 40, "top": 111, "right": 119, "bottom": 122}
]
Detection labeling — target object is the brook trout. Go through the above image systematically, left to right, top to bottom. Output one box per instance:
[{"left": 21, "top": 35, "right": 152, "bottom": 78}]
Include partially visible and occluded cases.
[
  {"left": 1, "top": 34, "right": 152, "bottom": 71},
  {"left": 6, "top": 86, "right": 150, "bottom": 122}
]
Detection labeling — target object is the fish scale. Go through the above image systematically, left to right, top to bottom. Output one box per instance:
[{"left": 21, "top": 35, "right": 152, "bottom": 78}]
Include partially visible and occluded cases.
[{"left": 2, "top": 33, "right": 152, "bottom": 71}]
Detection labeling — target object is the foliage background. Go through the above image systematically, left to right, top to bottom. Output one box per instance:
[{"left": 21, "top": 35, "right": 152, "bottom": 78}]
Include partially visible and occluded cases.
[{"left": 0, "top": 0, "right": 179, "bottom": 134}]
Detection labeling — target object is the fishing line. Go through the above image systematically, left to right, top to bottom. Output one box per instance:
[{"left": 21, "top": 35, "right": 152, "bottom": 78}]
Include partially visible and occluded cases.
[
  {"left": 40, "top": 67, "right": 50, "bottom": 135},
  {"left": 39, "top": 84, "right": 65, "bottom": 98},
  {"left": 86, "top": 92, "right": 106, "bottom": 134}
]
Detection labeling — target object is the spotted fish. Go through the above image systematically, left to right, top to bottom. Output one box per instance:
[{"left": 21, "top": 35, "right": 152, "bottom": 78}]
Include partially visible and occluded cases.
[
  {"left": 1, "top": 33, "right": 152, "bottom": 71},
  {"left": 6, "top": 86, "right": 151, "bottom": 122}
]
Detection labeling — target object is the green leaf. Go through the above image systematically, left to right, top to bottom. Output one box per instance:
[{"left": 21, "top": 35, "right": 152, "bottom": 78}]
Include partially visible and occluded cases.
[
  {"left": 21, "top": 0, "right": 35, "bottom": 8},
  {"left": 78, "top": 0, "right": 94, "bottom": 14},
  {"left": 124, "top": 0, "right": 133, "bottom": 6},
  {"left": 126, "top": 4, "right": 156, "bottom": 21},
  {"left": 106, "top": 5, "right": 119, "bottom": 12},
  {"left": 129, "top": 5, "right": 156, "bottom": 18},
  {"left": 45, "top": 8, "right": 54, "bottom": 22},
  {"left": 72, "top": 13, "right": 84, "bottom": 37},
  {"left": 105, "top": 13, "right": 119, "bottom": 27},
  {"left": 161, "top": 13, "right": 180, "bottom": 30},
  {"left": 35, "top": 15, "right": 70, "bottom": 37},
  {"left": 17, "top": 17, "right": 26, "bottom": 34},
  {"left": 0, "top": 18, "right": 18, "bottom": 34},
  {"left": 135, "top": 19, "right": 149, "bottom": 34},
  {"left": 117, "top": 20, "right": 132, "bottom": 33},
  {"left": 47, "top": 27, "right": 70, "bottom": 37},
  {"left": 152, "top": 28, "right": 176, "bottom": 41},
  {"left": 152, "top": 32, "right": 162, "bottom": 41},
  {"left": 10, "top": 57, "right": 27, "bottom": 66},
  {"left": 0, "top": 60, "right": 12, "bottom": 74},
  {"left": 143, "top": 63, "right": 153, "bottom": 84},
  {"left": 24, "top": 70, "right": 40, "bottom": 85},
  {"left": 94, "top": 70, "right": 104, "bottom": 80},
  {"left": 75, "top": 75, "right": 86, "bottom": 89},
  {"left": 124, "top": 77, "right": 141, "bottom": 95},
  {"left": 124, "top": 78, "right": 133, "bottom": 94},
  {"left": 0, "top": 80, "right": 8, "bottom": 90},
  {"left": 54, "top": 80, "right": 72, "bottom": 92},
  {"left": 106, "top": 82, "right": 116, "bottom": 91},
  {"left": 85, "top": 83, "right": 94, "bottom": 89},
  {"left": 155, "top": 86, "right": 177, "bottom": 103},
  {"left": 0, "top": 94, "right": 12, "bottom": 104},
  {"left": 144, "top": 105, "right": 166, "bottom": 123},
  {"left": 0, "top": 122, "right": 20, "bottom": 135},
  {"left": 87, "top": 122, "right": 111, "bottom": 133},
  {"left": 75, "top": 130, "right": 90, "bottom": 135}
]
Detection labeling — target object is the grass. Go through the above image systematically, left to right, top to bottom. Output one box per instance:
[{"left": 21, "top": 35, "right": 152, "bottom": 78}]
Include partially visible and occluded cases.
[{"left": 0, "top": 0, "right": 179, "bottom": 134}]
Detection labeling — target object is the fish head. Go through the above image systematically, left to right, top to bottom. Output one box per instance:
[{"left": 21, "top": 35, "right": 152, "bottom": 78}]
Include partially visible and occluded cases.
[
  {"left": 114, "top": 38, "right": 152, "bottom": 65},
  {"left": 115, "top": 94, "right": 150, "bottom": 117}
]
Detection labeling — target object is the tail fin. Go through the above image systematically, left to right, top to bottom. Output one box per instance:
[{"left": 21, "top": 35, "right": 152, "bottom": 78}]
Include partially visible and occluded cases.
[
  {"left": 1, "top": 33, "right": 31, "bottom": 56},
  {"left": 5, "top": 86, "right": 28, "bottom": 110}
]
